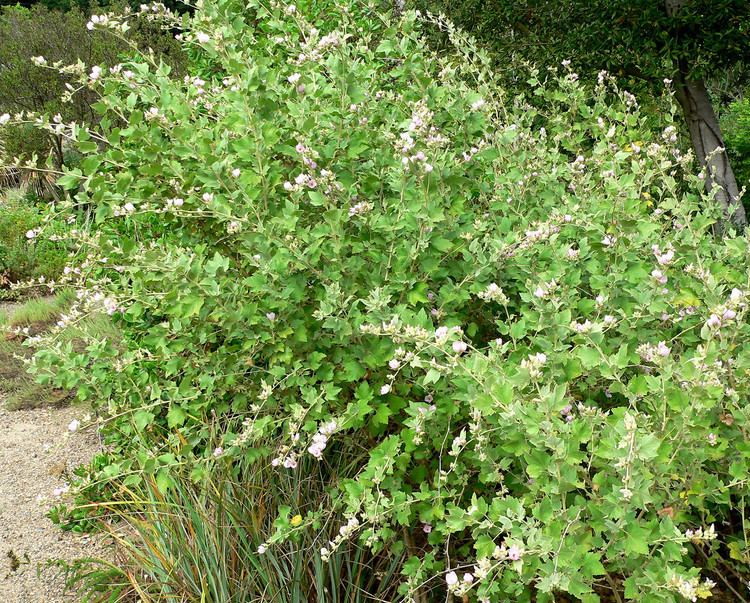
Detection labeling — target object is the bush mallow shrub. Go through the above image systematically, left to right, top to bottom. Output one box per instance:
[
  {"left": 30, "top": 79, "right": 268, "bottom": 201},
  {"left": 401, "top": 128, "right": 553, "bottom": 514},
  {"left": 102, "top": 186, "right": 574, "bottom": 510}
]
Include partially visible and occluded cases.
[{"left": 12, "top": 0, "right": 750, "bottom": 600}]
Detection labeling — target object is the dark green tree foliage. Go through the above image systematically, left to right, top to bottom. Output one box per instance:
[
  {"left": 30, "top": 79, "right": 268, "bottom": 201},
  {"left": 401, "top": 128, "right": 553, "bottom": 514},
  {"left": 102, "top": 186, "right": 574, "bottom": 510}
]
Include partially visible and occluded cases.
[
  {"left": 0, "top": 0, "right": 188, "bottom": 13},
  {"left": 0, "top": 0, "right": 87, "bottom": 9},
  {"left": 420, "top": 0, "right": 750, "bottom": 228},
  {"left": 0, "top": 4, "right": 184, "bottom": 168},
  {"left": 0, "top": 5, "right": 107, "bottom": 167},
  {"left": 722, "top": 97, "right": 750, "bottom": 191}
]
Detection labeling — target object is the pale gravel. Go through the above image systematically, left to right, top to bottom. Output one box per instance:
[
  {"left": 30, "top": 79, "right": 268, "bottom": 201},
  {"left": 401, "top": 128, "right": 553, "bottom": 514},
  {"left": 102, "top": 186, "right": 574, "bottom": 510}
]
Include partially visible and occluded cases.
[{"left": 0, "top": 403, "right": 108, "bottom": 602}]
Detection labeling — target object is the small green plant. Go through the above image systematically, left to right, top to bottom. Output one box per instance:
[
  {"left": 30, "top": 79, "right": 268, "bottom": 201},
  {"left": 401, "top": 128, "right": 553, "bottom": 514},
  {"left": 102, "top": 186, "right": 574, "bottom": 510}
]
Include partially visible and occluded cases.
[
  {"left": 4, "top": 289, "right": 75, "bottom": 327},
  {"left": 48, "top": 453, "right": 120, "bottom": 533}
]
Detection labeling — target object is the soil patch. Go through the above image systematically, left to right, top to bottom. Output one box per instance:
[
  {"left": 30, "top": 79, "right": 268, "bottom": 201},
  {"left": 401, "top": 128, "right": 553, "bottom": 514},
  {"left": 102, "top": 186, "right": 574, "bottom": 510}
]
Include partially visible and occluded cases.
[{"left": 0, "top": 403, "right": 106, "bottom": 602}]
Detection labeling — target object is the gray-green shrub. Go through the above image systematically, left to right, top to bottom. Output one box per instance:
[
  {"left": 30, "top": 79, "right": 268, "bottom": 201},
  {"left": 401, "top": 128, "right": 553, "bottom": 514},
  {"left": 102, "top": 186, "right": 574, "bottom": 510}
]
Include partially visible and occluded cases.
[{"left": 15, "top": 1, "right": 750, "bottom": 600}]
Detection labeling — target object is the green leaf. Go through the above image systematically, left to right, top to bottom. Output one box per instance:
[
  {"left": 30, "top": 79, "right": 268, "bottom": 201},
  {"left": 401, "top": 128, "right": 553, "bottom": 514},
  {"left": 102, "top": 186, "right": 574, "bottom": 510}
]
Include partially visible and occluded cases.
[
  {"left": 78, "top": 141, "right": 98, "bottom": 154},
  {"left": 57, "top": 171, "right": 82, "bottom": 190},
  {"left": 308, "top": 191, "right": 326, "bottom": 206},
  {"left": 431, "top": 237, "right": 453, "bottom": 252},
  {"left": 407, "top": 282, "right": 429, "bottom": 305},
  {"left": 182, "top": 295, "right": 204, "bottom": 318},
  {"left": 576, "top": 347, "right": 600, "bottom": 369},
  {"left": 423, "top": 369, "right": 441, "bottom": 385},
  {"left": 628, "top": 375, "right": 649, "bottom": 396},
  {"left": 494, "top": 380, "right": 513, "bottom": 405},
  {"left": 666, "top": 388, "right": 688, "bottom": 411},
  {"left": 372, "top": 402, "right": 392, "bottom": 426},
  {"left": 167, "top": 405, "right": 187, "bottom": 428},
  {"left": 133, "top": 410, "right": 155, "bottom": 431},
  {"left": 155, "top": 469, "right": 174, "bottom": 494},
  {"left": 624, "top": 525, "right": 650, "bottom": 555},
  {"left": 581, "top": 552, "right": 605, "bottom": 577}
]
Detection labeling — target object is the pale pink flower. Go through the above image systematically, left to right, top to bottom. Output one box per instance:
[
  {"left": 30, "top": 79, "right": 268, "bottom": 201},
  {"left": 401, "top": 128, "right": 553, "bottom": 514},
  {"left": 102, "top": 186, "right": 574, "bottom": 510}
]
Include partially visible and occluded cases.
[{"left": 452, "top": 341, "right": 468, "bottom": 354}]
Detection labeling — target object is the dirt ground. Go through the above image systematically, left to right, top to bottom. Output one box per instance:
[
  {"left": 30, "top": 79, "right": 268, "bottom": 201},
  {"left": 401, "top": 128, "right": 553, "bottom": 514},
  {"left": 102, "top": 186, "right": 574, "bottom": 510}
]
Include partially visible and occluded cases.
[{"left": 0, "top": 403, "right": 106, "bottom": 602}]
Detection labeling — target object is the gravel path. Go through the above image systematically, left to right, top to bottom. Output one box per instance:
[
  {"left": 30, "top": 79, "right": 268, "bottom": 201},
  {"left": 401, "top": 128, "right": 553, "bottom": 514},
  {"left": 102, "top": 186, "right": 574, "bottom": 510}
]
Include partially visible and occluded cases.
[{"left": 0, "top": 403, "right": 106, "bottom": 602}]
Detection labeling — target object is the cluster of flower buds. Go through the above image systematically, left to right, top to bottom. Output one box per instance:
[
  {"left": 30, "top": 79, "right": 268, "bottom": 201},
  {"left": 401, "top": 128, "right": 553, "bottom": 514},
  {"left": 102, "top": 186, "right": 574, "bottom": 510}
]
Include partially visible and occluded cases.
[
  {"left": 137, "top": 2, "right": 175, "bottom": 21},
  {"left": 294, "top": 26, "right": 342, "bottom": 65},
  {"left": 662, "top": 126, "right": 678, "bottom": 144},
  {"left": 460, "top": 139, "right": 488, "bottom": 163},
  {"left": 348, "top": 199, "right": 373, "bottom": 218},
  {"left": 652, "top": 244, "right": 675, "bottom": 266},
  {"left": 533, "top": 279, "right": 558, "bottom": 300},
  {"left": 476, "top": 282, "right": 508, "bottom": 304},
  {"left": 705, "top": 288, "right": 746, "bottom": 331},
  {"left": 570, "top": 319, "right": 596, "bottom": 334},
  {"left": 637, "top": 341, "right": 671, "bottom": 363},
  {"left": 520, "top": 352, "right": 547, "bottom": 380},
  {"left": 308, "top": 420, "right": 336, "bottom": 459},
  {"left": 271, "top": 450, "right": 299, "bottom": 469},
  {"left": 320, "top": 516, "right": 360, "bottom": 562},
  {"left": 684, "top": 524, "right": 717, "bottom": 543},
  {"left": 445, "top": 569, "right": 475, "bottom": 596},
  {"left": 668, "top": 574, "right": 716, "bottom": 602}
]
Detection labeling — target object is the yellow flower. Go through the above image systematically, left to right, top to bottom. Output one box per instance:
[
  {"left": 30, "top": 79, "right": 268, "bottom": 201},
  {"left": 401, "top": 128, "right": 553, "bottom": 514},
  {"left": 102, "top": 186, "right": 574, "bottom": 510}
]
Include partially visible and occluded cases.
[{"left": 291, "top": 514, "right": 303, "bottom": 527}]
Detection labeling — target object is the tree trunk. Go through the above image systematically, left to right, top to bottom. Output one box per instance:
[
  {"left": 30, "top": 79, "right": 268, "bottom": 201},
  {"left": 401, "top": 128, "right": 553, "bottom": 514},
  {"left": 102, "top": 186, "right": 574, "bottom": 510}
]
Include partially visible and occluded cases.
[
  {"left": 665, "top": 0, "right": 747, "bottom": 231},
  {"left": 673, "top": 75, "right": 747, "bottom": 230},
  {"left": 49, "top": 133, "right": 64, "bottom": 171}
]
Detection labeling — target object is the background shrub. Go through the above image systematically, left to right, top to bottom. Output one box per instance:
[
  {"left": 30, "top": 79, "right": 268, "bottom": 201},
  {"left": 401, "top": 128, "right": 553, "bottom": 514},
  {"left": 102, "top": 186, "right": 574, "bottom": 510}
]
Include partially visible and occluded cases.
[
  {"left": 0, "top": 2, "right": 184, "bottom": 173},
  {"left": 722, "top": 96, "right": 750, "bottom": 192},
  {"left": 0, "top": 189, "right": 71, "bottom": 295}
]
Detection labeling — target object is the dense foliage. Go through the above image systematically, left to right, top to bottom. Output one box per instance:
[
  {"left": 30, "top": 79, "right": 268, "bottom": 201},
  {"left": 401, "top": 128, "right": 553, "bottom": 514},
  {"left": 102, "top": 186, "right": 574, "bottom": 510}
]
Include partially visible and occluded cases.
[
  {"left": 0, "top": 0, "right": 189, "bottom": 13},
  {"left": 8, "top": 0, "right": 750, "bottom": 600},
  {"left": 416, "top": 0, "right": 750, "bottom": 84},
  {"left": 417, "top": 0, "right": 750, "bottom": 228},
  {"left": 723, "top": 96, "right": 750, "bottom": 191}
]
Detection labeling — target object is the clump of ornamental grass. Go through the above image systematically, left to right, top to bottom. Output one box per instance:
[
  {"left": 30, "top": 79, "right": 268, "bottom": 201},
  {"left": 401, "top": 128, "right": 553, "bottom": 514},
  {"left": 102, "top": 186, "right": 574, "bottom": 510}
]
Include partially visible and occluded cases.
[
  {"left": 8, "top": 0, "right": 750, "bottom": 600},
  {"left": 61, "top": 446, "right": 407, "bottom": 603}
]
